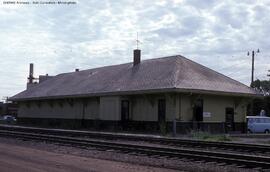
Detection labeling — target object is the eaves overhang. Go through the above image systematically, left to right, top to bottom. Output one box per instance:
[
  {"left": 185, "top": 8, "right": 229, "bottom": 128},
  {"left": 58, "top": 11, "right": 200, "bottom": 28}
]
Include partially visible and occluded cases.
[{"left": 9, "top": 87, "right": 260, "bottom": 102}]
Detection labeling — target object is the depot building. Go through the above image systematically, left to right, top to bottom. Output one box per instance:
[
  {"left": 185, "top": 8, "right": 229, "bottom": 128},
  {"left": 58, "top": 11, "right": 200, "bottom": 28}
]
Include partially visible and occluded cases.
[{"left": 10, "top": 49, "right": 258, "bottom": 133}]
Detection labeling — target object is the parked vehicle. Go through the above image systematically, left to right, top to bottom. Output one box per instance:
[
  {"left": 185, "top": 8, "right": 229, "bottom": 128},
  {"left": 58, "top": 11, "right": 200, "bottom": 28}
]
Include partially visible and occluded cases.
[
  {"left": 0, "top": 115, "right": 16, "bottom": 124},
  {"left": 247, "top": 116, "right": 270, "bottom": 133}
]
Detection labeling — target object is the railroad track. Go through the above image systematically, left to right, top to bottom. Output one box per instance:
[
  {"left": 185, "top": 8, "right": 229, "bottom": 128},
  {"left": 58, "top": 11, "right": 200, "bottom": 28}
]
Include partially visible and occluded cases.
[
  {"left": 0, "top": 125, "right": 270, "bottom": 155},
  {"left": 0, "top": 129, "right": 270, "bottom": 170}
]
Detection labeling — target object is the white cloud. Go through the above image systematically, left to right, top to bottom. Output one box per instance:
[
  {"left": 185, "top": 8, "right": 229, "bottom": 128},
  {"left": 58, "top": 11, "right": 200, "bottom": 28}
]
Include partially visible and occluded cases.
[{"left": 0, "top": 0, "right": 270, "bottom": 99}]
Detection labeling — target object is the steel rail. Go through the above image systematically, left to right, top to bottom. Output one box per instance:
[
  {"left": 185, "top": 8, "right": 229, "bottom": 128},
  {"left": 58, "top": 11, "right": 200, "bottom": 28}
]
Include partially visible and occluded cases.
[
  {"left": 0, "top": 125, "right": 269, "bottom": 154},
  {"left": 0, "top": 130, "right": 269, "bottom": 169}
]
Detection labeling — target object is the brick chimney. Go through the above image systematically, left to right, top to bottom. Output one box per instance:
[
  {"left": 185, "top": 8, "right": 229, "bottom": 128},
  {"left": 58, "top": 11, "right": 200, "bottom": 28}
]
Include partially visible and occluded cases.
[
  {"left": 133, "top": 49, "right": 141, "bottom": 66},
  {"left": 27, "top": 63, "right": 37, "bottom": 89},
  {"left": 28, "top": 63, "right": 34, "bottom": 84}
]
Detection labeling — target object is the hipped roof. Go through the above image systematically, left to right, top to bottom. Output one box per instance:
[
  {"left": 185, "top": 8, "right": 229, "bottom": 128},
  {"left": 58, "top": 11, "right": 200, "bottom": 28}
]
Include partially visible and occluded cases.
[{"left": 10, "top": 55, "right": 258, "bottom": 101}]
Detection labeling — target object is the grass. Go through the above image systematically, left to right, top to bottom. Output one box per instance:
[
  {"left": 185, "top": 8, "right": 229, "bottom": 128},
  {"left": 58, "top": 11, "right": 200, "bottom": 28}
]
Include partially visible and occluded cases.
[{"left": 190, "top": 130, "right": 232, "bottom": 142}]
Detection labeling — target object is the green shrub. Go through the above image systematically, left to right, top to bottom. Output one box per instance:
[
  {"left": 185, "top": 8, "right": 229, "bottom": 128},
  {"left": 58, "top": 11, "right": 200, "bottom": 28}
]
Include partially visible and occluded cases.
[
  {"left": 159, "top": 121, "right": 167, "bottom": 136},
  {"left": 190, "top": 130, "right": 231, "bottom": 141}
]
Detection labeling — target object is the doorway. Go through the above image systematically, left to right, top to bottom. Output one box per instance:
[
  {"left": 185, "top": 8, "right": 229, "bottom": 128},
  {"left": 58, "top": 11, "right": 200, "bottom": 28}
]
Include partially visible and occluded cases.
[
  {"left": 158, "top": 99, "right": 166, "bottom": 124},
  {"left": 193, "top": 99, "right": 203, "bottom": 121},
  {"left": 81, "top": 100, "right": 88, "bottom": 128},
  {"left": 121, "top": 100, "right": 130, "bottom": 122},
  {"left": 225, "top": 107, "right": 235, "bottom": 132}
]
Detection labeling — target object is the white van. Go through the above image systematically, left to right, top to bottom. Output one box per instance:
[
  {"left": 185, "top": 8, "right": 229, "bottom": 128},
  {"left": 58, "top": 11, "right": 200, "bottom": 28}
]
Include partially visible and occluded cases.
[{"left": 247, "top": 116, "right": 270, "bottom": 133}]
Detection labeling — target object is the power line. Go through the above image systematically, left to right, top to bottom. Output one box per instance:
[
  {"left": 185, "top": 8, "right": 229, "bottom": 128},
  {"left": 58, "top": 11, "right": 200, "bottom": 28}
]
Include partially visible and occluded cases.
[{"left": 218, "top": 60, "right": 247, "bottom": 71}]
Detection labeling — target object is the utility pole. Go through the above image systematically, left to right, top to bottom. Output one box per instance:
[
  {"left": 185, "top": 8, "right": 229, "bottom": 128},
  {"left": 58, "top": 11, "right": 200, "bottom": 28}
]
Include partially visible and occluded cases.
[
  {"left": 247, "top": 49, "right": 260, "bottom": 86},
  {"left": 247, "top": 49, "right": 259, "bottom": 116},
  {"left": 251, "top": 51, "right": 255, "bottom": 84}
]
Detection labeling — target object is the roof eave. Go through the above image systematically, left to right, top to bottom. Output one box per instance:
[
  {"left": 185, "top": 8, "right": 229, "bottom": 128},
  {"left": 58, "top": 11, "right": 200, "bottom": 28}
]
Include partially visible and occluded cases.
[
  {"left": 9, "top": 88, "right": 260, "bottom": 102},
  {"left": 175, "top": 88, "right": 261, "bottom": 98}
]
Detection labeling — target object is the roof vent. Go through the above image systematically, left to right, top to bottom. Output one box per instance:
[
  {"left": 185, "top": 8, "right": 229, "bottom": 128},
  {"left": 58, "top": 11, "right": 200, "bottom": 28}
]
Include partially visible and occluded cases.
[
  {"left": 133, "top": 49, "right": 141, "bottom": 66},
  {"left": 75, "top": 69, "right": 79, "bottom": 72}
]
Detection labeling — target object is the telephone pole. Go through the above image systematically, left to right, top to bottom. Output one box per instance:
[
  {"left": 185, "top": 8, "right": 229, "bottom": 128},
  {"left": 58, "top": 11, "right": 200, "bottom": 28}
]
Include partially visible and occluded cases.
[{"left": 247, "top": 49, "right": 260, "bottom": 86}]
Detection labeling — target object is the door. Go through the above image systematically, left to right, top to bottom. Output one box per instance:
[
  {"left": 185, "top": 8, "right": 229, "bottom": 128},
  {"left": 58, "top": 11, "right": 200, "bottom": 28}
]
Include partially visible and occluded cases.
[
  {"left": 158, "top": 99, "right": 166, "bottom": 124},
  {"left": 193, "top": 99, "right": 203, "bottom": 121},
  {"left": 81, "top": 100, "right": 87, "bottom": 127},
  {"left": 121, "top": 100, "right": 130, "bottom": 122},
  {"left": 225, "top": 107, "right": 235, "bottom": 132},
  {"left": 255, "top": 118, "right": 264, "bottom": 133}
]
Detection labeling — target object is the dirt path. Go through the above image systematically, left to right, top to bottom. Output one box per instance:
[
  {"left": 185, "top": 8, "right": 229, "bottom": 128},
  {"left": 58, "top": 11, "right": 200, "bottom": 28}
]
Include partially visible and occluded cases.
[{"left": 0, "top": 142, "right": 179, "bottom": 172}]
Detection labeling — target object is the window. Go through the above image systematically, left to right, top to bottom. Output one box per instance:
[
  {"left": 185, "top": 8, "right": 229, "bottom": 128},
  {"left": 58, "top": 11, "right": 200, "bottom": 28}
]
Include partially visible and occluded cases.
[
  {"left": 248, "top": 118, "right": 254, "bottom": 123},
  {"left": 254, "top": 118, "right": 259, "bottom": 123}
]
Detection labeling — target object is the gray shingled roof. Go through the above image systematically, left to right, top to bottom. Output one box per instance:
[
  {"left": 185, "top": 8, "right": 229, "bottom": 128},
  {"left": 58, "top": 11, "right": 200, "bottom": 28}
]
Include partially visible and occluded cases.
[{"left": 11, "top": 55, "right": 257, "bottom": 101}]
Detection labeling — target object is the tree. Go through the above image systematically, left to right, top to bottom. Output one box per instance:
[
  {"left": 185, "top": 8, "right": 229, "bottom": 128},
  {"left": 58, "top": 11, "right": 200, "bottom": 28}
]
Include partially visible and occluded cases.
[
  {"left": 250, "top": 79, "right": 270, "bottom": 116},
  {"left": 251, "top": 79, "right": 270, "bottom": 96}
]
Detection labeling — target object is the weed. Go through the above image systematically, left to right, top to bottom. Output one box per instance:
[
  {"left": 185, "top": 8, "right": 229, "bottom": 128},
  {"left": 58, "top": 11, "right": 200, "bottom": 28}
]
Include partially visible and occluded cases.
[{"left": 190, "top": 130, "right": 231, "bottom": 141}]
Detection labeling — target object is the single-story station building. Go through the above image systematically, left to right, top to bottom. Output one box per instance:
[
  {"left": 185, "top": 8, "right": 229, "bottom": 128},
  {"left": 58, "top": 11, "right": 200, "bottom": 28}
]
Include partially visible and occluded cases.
[{"left": 10, "top": 50, "right": 259, "bottom": 133}]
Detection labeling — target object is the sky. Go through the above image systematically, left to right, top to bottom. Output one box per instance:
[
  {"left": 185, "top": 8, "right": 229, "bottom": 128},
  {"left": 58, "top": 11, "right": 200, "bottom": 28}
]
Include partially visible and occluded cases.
[{"left": 0, "top": 0, "right": 269, "bottom": 100}]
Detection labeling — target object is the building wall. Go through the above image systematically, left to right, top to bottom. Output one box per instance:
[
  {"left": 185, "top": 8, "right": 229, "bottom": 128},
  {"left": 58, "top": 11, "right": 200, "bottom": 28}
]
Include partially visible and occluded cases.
[
  {"left": 17, "top": 93, "right": 249, "bottom": 124},
  {"left": 127, "top": 94, "right": 177, "bottom": 122},
  {"left": 165, "top": 94, "right": 177, "bottom": 121},
  {"left": 175, "top": 94, "right": 248, "bottom": 123},
  {"left": 179, "top": 94, "right": 193, "bottom": 121},
  {"left": 131, "top": 95, "right": 158, "bottom": 121},
  {"left": 203, "top": 95, "right": 233, "bottom": 122},
  {"left": 203, "top": 95, "right": 248, "bottom": 123},
  {"left": 99, "top": 96, "right": 120, "bottom": 120},
  {"left": 18, "top": 98, "right": 99, "bottom": 119},
  {"left": 84, "top": 98, "right": 100, "bottom": 120},
  {"left": 234, "top": 98, "right": 249, "bottom": 122},
  {"left": 0, "top": 102, "right": 4, "bottom": 115},
  {"left": 0, "top": 102, "right": 18, "bottom": 116}
]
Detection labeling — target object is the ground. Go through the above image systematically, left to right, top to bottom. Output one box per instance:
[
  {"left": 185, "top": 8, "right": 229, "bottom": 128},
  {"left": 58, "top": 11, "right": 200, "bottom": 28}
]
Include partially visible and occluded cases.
[
  {"left": 231, "top": 135, "right": 270, "bottom": 145},
  {"left": 0, "top": 137, "right": 257, "bottom": 172},
  {"left": 0, "top": 141, "right": 178, "bottom": 172}
]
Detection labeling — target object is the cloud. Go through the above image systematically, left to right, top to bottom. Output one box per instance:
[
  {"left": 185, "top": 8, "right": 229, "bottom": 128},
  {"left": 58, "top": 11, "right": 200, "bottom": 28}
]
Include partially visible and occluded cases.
[{"left": 0, "top": 0, "right": 270, "bottom": 99}]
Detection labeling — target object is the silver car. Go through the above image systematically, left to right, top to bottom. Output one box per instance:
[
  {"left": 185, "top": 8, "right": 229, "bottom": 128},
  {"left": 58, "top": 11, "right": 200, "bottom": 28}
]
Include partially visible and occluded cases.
[
  {"left": 0, "top": 115, "right": 17, "bottom": 124},
  {"left": 247, "top": 116, "right": 270, "bottom": 133}
]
